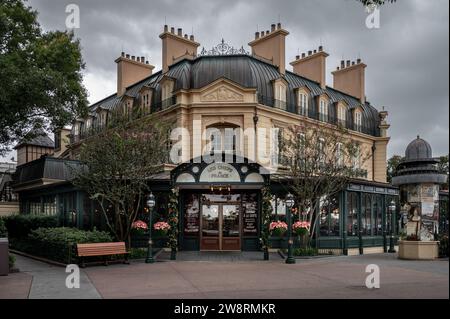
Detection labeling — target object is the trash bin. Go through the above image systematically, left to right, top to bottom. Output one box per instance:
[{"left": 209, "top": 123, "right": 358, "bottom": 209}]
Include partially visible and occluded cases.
[{"left": 0, "top": 238, "right": 9, "bottom": 276}]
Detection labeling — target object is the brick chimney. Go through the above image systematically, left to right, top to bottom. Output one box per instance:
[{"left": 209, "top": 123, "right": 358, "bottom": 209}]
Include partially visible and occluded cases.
[
  {"left": 249, "top": 23, "right": 289, "bottom": 74},
  {"left": 160, "top": 25, "right": 200, "bottom": 73},
  {"left": 290, "top": 46, "right": 329, "bottom": 89},
  {"left": 115, "top": 52, "right": 155, "bottom": 96},
  {"left": 332, "top": 58, "right": 367, "bottom": 103}
]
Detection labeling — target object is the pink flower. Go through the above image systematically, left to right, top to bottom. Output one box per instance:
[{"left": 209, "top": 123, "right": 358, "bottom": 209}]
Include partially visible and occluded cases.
[
  {"left": 131, "top": 220, "right": 148, "bottom": 230},
  {"left": 153, "top": 221, "right": 171, "bottom": 231}
]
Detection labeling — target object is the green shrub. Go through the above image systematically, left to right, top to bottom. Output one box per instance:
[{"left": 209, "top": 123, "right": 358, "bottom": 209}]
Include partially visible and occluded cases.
[
  {"left": 2, "top": 215, "right": 58, "bottom": 239},
  {"left": 0, "top": 218, "right": 7, "bottom": 237},
  {"left": 11, "top": 227, "right": 113, "bottom": 264},
  {"left": 29, "top": 227, "right": 113, "bottom": 244},
  {"left": 438, "top": 234, "right": 449, "bottom": 258},
  {"left": 129, "top": 247, "right": 147, "bottom": 259},
  {"left": 293, "top": 247, "right": 319, "bottom": 256},
  {"left": 9, "top": 254, "right": 15, "bottom": 269}
]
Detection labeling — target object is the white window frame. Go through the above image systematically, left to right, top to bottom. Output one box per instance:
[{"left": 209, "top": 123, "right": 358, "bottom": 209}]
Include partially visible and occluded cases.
[
  {"left": 298, "top": 91, "right": 308, "bottom": 116},
  {"left": 319, "top": 98, "right": 328, "bottom": 122},
  {"left": 354, "top": 111, "right": 362, "bottom": 132}
]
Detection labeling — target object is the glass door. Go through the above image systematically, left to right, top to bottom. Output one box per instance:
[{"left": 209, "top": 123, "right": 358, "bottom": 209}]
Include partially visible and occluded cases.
[
  {"left": 200, "top": 203, "right": 241, "bottom": 251},
  {"left": 201, "top": 204, "right": 220, "bottom": 250},
  {"left": 221, "top": 204, "right": 241, "bottom": 250}
]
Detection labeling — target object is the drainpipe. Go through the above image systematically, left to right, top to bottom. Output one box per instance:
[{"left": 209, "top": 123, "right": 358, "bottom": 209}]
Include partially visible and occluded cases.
[
  {"left": 253, "top": 106, "right": 259, "bottom": 163},
  {"left": 371, "top": 142, "right": 376, "bottom": 181}
]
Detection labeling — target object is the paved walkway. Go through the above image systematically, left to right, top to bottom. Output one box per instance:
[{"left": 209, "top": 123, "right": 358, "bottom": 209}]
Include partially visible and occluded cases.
[{"left": 0, "top": 252, "right": 448, "bottom": 299}]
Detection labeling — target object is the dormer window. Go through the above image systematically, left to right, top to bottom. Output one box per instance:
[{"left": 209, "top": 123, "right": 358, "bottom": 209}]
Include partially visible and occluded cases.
[
  {"left": 160, "top": 77, "right": 175, "bottom": 110},
  {"left": 273, "top": 79, "right": 287, "bottom": 110},
  {"left": 140, "top": 88, "right": 152, "bottom": 115},
  {"left": 297, "top": 89, "right": 308, "bottom": 116},
  {"left": 319, "top": 97, "right": 328, "bottom": 122},
  {"left": 337, "top": 103, "right": 347, "bottom": 127},
  {"left": 354, "top": 110, "right": 363, "bottom": 132}
]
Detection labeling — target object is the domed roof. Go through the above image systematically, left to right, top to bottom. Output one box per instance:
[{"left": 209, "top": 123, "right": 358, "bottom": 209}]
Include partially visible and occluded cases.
[{"left": 405, "top": 136, "right": 433, "bottom": 160}]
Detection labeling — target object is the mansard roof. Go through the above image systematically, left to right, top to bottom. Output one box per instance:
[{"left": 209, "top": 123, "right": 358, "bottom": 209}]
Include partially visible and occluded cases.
[{"left": 88, "top": 54, "right": 381, "bottom": 136}]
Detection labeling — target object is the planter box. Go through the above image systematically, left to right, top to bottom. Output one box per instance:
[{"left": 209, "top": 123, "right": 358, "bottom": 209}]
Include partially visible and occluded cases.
[{"left": 398, "top": 240, "right": 439, "bottom": 260}]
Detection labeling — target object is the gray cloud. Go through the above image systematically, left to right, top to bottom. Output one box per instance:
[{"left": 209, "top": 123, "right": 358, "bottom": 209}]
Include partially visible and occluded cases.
[{"left": 6, "top": 0, "right": 448, "bottom": 160}]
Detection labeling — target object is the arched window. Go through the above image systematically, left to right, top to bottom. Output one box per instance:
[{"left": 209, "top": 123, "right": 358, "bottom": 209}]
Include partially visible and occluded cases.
[
  {"left": 298, "top": 90, "right": 308, "bottom": 116},
  {"left": 319, "top": 98, "right": 328, "bottom": 122},
  {"left": 354, "top": 110, "right": 363, "bottom": 132},
  {"left": 206, "top": 124, "right": 240, "bottom": 155}
]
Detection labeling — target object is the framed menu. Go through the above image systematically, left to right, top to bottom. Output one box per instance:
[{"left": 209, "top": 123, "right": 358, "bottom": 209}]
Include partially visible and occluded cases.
[
  {"left": 242, "top": 193, "right": 258, "bottom": 236},
  {"left": 184, "top": 194, "right": 200, "bottom": 236}
]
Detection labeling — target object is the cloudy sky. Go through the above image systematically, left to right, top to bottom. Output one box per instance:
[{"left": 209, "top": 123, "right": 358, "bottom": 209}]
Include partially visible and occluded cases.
[{"left": 3, "top": 0, "right": 449, "bottom": 161}]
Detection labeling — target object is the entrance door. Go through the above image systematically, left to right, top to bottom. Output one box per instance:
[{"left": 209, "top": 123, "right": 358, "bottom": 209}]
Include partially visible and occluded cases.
[{"left": 201, "top": 203, "right": 241, "bottom": 251}]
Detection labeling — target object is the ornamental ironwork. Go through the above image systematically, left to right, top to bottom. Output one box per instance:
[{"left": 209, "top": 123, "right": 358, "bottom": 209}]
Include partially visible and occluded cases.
[{"left": 198, "top": 39, "right": 249, "bottom": 56}]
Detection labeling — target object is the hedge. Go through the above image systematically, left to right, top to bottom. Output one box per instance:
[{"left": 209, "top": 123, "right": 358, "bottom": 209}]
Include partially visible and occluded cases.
[
  {"left": 2, "top": 215, "right": 58, "bottom": 239},
  {"left": 0, "top": 218, "right": 6, "bottom": 237},
  {"left": 11, "top": 227, "right": 113, "bottom": 264}
]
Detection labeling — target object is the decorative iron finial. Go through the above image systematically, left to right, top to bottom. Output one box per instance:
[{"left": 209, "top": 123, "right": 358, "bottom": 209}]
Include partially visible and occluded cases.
[{"left": 198, "top": 39, "right": 249, "bottom": 56}]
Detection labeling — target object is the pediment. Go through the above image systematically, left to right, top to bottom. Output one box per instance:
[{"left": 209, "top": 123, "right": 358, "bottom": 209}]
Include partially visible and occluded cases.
[{"left": 200, "top": 84, "right": 244, "bottom": 102}]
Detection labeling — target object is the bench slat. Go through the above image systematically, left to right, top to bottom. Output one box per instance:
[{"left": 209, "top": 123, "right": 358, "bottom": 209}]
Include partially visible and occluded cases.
[{"left": 76, "top": 242, "right": 128, "bottom": 257}]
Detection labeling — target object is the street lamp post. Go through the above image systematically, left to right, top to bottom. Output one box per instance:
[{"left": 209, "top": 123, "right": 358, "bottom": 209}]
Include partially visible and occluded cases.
[
  {"left": 145, "top": 192, "right": 156, "bottom": 264},
  {"left": 285, "top": 193, "right": 295, "bottom": 264},
  {"left": 388, "top": 200, "right": 396, "bottom": 253}
]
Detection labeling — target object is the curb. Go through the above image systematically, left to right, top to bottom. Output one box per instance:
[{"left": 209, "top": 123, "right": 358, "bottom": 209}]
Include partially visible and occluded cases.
[{"left": 10, "top": 250, "right": 67, "bottom": 268}]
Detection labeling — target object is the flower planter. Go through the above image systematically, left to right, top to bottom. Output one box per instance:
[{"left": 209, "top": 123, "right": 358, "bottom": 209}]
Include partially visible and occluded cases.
[{"left": 398, "top": 240, "right": 439, "bottom": 260}]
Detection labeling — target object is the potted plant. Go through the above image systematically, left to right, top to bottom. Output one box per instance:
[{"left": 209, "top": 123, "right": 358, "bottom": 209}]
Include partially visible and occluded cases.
[
  {"left": 131, "top": 220, "right": 148, "bottom": 236},
  {"left": 153, "top": 221, "right": 171, "bottom": 237},
  {"left": 269, "top": 221, "right": 288, "bottom": 237},
  {"left": 292, "top": 221, "right": 311, "bottom": 248}
]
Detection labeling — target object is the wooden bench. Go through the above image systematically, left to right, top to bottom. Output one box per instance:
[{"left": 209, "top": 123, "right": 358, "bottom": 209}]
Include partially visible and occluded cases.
[{"left": 76, "top": 242, "right": 129, "bottom": 268}]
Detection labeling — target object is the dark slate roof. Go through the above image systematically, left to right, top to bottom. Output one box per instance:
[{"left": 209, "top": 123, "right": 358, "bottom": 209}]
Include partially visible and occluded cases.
[
  {"left": 88, "top": 54, "right": 381, "bottom": 136},
  {"left": 14, "top": 130, "right": 54, "bottom": 149},
  {"left": 405, "top": 136, "right": 433, "bottom": 160}
]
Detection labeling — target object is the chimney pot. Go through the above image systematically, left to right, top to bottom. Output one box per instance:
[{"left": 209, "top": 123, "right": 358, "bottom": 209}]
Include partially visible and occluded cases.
[
  {"left": 277, "top": 22, "right": 281, "bottom": 29},
  {"left": 271, "top": 24, "right": 276, "bottom": 31},
  {"left": 164, "top": 25, "right": 168, "bottom": 32},
  {"left": 170, "top": 27, "right": 175, "bottom": 33},
  {"left": 177, "top": 28, "right": 182, "bottom": 36},
  {"left": 266, "top": 30, "right": 270, "bottom": 35},
  {"left": 255, "top": 31, "right": 260, "bottom": 39},
  {"left": 261, "top": 31, "right": 265, "bottom": 37},
  {"left": 184, "top": 34, "right": 188, "bottom": 39},
  {"left": 190, "top": 35, "right": 194, "bottom": 41},
  {"left": 318, "top": 46, "right": 323, "bottom": 52},
  {"left": 313, "top": 49, "right": 317, "bottom": 54},
  {"left": 308, "top": 50, "right": 312, "bottom": 56},
  {"left": 121, "top": 52, "right": 125, "bottom": 57},
  {"left": 302, "top": 52, "right": 306, "bottom": 58},
  {"left": 126, "top": 54, "right": 130, "bottom": 59},
  {"left": 296, "top": 55, "right": 300, "bottom": 60},
  {"left": 132, "top": 56, "right": 136, "bottom": 61},
  {"left": 141, "top": 56, "right": 145, "bottom": 63},
  {"left": 357, "top": 58, "right": 361, "bottom": 64},
  {"left": 340, "top": 60, "right": 345, "bottom": 68},
  {"left": 346, "top": 60, "right": 351, "bottom": 67},
  {"left": 146, "top": 61, "right": 149, "bottom": 64},
  {"left": 352, "top": 61, "right": 355, "bottom": 66},
  {"left": 337, "top": 67, "right": 340, "bottom": 70}
]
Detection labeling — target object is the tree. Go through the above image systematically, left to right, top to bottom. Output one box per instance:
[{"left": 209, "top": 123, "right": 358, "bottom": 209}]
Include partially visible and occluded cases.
[
  {"left": 0, "top": 0, "right": 88, "bottom": 155},
  {"left": 72, "top": 115, "right": 171, "bottom": 243},
  {"left": 280, "top": 123, "right": 371, "bottom": 241},
  {"left": 386, "top": 154, "right": 403, "bottom": 183},
  {"left": 438, "top": 155, "right": 449, "bottom": 191}
]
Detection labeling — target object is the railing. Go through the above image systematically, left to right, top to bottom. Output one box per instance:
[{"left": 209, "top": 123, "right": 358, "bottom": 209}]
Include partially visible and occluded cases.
[
  {"left": 257, "top": 94, "right": 377, "bottom": 136},
  {"left": 152, "top": 96, "right": 177, "bottom": 113}
]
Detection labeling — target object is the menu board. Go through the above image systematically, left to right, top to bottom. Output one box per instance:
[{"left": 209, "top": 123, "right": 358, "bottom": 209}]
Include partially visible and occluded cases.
[
  {"left": 184, "top": 194, "right": 200, "bottom": 236},
  {"left": 242, "top": 194, "right": 258, "bottom": 236}
]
